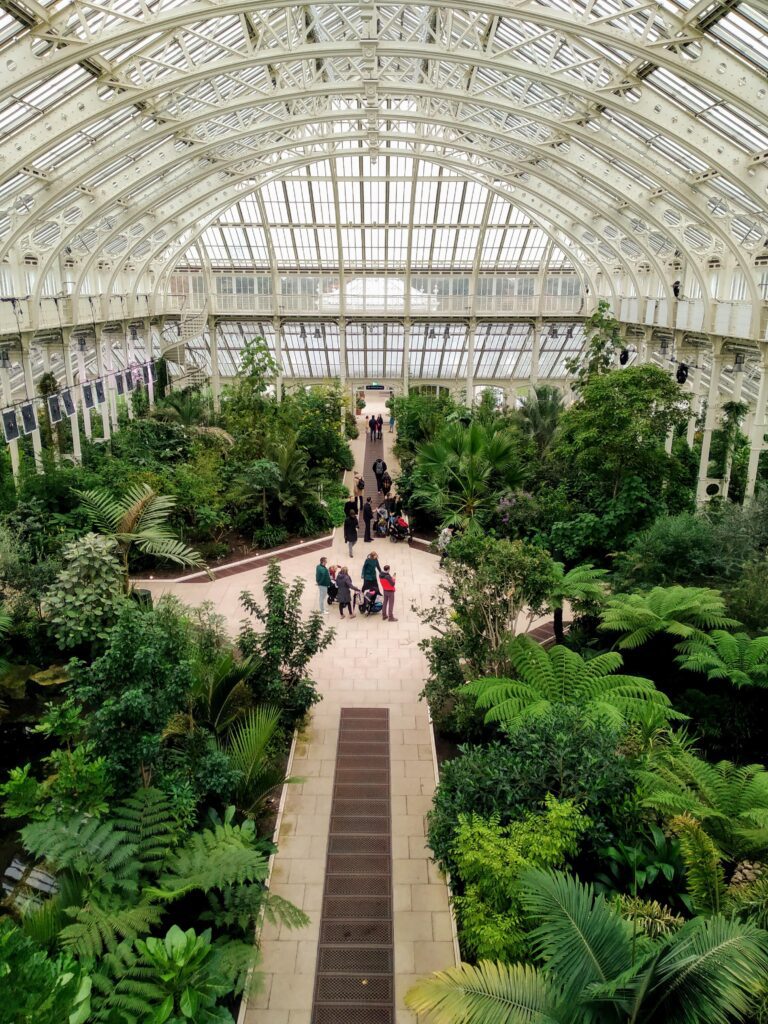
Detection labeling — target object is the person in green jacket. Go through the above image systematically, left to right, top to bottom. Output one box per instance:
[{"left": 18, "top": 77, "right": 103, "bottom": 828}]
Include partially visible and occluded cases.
[
  {"left": 361, "top": 550, "right": 382, "bottom": 595},
  {"left": 315, "top": 557, "right": 331, "bottom": 614}
]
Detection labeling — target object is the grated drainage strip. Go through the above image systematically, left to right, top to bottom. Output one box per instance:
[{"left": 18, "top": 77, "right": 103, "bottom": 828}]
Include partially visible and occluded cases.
[{"left": 312, "top": 707, "right": 394, "bottom": 1024}]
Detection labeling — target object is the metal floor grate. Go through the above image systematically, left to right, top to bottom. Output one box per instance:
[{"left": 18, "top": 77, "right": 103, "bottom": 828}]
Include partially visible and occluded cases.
[{"left": 312, "top": 707, "right": 394, "bottom": 1024}]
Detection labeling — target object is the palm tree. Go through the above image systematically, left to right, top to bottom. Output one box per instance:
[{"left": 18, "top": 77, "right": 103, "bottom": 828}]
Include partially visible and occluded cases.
[
  {"left": 512, "top": 384, "right": 564, "bottom": 456},
  {"left": 412, "top": 421, "right": 523, "bottom": 527},
  {"left": 267, "top": 432, "right": 325, "bottom": 526},
  {"left": 77, "top": 483, "right": 210, "bottom": 591},
  {"left": 548, "top": 561, "right": 607, "bottom": 643},
  {"left": 599, "top": 585, "right": 739, "bottom": 650},
  {"left": 675, "top": 630, "right": 768, "bottom": 689},
  {"left": 465, "top": 634, "right": 679, "bottom": 731},
  {"left": 166, "top": 650, "right": 254, "bottom": 739},
  {"left": 224, "top": 706, "right": 290, "bottom": 817},
  {"left": 641, "top": 747, "right": 768, "bottom": 861},
  {"left": 406, "top": 869, "right": 768, "bottom": 1024}
]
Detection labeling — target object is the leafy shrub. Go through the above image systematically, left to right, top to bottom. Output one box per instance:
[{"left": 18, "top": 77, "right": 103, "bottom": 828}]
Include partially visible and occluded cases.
[
  {"left": 612, "top": 513, "right": 720, "bottom": 590},
  {"left": 253, "top": 525, "right": 289, "bottom": 550},
  {"left": 43, "top": 532, "right": 126, "bottom": 651},
  {"left": 428, "top": 706, "right": 640, "bottom": 876},
  {"left": 452, "top": 796, "right": 588, "bottom": 961}
]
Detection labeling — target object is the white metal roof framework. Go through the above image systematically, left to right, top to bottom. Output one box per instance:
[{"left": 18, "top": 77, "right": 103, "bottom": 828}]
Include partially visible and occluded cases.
[{"left": 0, "top": 0, "right": 766, "bottom": 378}]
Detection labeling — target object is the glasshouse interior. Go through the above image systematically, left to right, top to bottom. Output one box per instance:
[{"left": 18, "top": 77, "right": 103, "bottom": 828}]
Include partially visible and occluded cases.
[{"left": 1, "top": 1, "right": 768, "bottom": 1022}]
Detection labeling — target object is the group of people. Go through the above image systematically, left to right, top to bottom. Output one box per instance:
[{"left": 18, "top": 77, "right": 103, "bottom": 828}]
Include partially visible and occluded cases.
[
  {"left": 368, "top": 411, "right": 395, "bottom": 440},
  {"left": 344, "top": 457, "right": 397, "bottom": 553},
  {"left": 315, "top": 554, "right": 398, "bottom": 621}
]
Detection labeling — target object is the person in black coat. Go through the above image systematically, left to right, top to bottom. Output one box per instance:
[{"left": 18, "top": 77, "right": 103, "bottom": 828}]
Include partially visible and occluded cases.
[
  {"left": 369, "top": 415, "right": 377, "bottom": 442},
  {"left": 372, "top": 457, "right": 387, "bottom": 492},
  {"left": 344, "top": 495, "right": 358, "bottom": 519},
  {"left": 363, "top": 497, "right": 374, "bottom": 542},
  {"left": 343, "top": 510, "right": 358, "bottom": 558}
]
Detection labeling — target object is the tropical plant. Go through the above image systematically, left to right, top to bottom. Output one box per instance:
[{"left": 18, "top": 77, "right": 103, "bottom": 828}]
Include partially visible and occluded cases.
[
  {"left": 565, "top": 299, "right": 622, "bottom": 390},
  {"left": 511, "top": 384, "right": 564, "bottom": 456},
  {"left": 411, "top": 420, "right": 524, "bottom": 527},
  {"left": 266, "top": 431, "right": 326, "bottom": 528},
  {"left": 77, "top": 482, "right": 209, "bottom": 590},
  {"left": 42, "top": 532, "right": 126, "bottom": 650},
  {"left": 547, "top": 561, "right": 607, "bottom": 643},
  {"left": 238, "top": 564, "right": 334, "bottom": 724},
  {"left": 600, "top": 585, "right": 739, "bottom": 650},
  {"left": 675, "top": 630, "right": 768, "bottom": 689},
  {"left": 465, "top": 634, "right": 679, "bottom": 731},
  {"left": 167, "top": 649, "right": 254, "bottom": 739},
  {"left": 223, "top": 705, "right": 288, "bottom": 816},
  {"left": 641, "top": 747, "right": 768, "bottom": 861},
  {"left": 451, "top": 796, "right": 587, "bottom": 961},
  {"left": 595, "top": 824, "right": 688, "bottom": 912},
  {"left": 405, "top": 869, "right": 768, "bottom": 1024},
  {"left": 0, "top": 919, "right": 92, "bottom": 1024}
]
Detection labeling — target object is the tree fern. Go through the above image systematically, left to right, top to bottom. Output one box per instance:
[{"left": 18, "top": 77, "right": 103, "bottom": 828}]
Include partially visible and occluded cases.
[
  {"left": 599, "top": 586, "right": 739, "bottom": 650},
  {"left": 675, "top": 631, "right": 768, "bottom": 689},
  {"left": 465, "top": 635, "right": 679, "bottom": 731},
  {"left": 641, "top": 749, "right": 768, "bottom": 860},
  {"left": 112, "top": 787, "right": 182, "bottom": 873},
  {"left": 22, "top": 813, "right": 138, "bottom": 893},
  {"left": 204, "top": 885, "right": 309, "bottom": 934},
  {"left": 59, "top": 900, "right": 163, "bottom": 960}
]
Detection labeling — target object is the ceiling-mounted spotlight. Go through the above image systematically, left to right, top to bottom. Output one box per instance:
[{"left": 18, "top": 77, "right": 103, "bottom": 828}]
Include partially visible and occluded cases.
[
  {"left": 548, "top": 324, "right": 558, "bottom": 338},
  {"left": 129, "top": 325, "right": 138, "bottom": 341},
  {"left": 444, "top": 325, "right": 450, "bottom": 338},
  {"left": 565, "top": 325, "right": 574, "bottom": 341},
  {"left": 314, "top": 327, "right": 322, "bottom": 339},
  {"left": 428, "top": 328, "right": 436, "bottom": 340},
  {"left": 77, "top": 336, "right": 88, "bottom": 352},
  {"left": 659, "top": 338, "right": 669, "bottom": 354},
  {"left": 619, "top": 348, "right": 629, "bottom": 365},
  {"left": 0, "top": 350, "right": 10, "bottom": 370},
  {"left": 734, "top": 352, "right": 746, "bottom": 372},
  {"left": 676, "top": 362, "right": 689, "bottom": 385}
]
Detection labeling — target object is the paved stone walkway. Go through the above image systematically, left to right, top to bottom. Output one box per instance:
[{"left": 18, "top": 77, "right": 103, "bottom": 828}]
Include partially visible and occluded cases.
[{"left": 144, "top": 397, "right": 457, "bottom": 1024}]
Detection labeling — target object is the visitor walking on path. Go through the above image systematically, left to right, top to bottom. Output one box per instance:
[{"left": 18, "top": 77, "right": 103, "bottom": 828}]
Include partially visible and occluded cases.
[
  {"left": 389, "top": 411, "right": 395, "bottom": 433},
  {"left": 376, "top": 414, "right": 384, "bottom": 440},
  {"left": 369, "top": 415, "right": 377, "bottom": 442},
  {"left": 372, "top": 456, "right": 387, "bottom": 492},
  {"left": 380, "top": 471, "right": 392, "bottom": 498},
  {"left": 355, "top": 473, "right": 366, "bottom": 511},
  {"left": 344, "top": 493, "right": 357, "bottom": 519},
  {"left": 363, "top": 497, "right": 374, "bottom": 542},
  {"left": 344, "top": 509, "right": 359, "bottom": 558},
  {"left": 362, "top": 550, "right": 382, "bottom": 594},
  {"left": 315, "top": 557, "right": 331, "bottom": 614},
  {"left": 380, "top": 565, "right": 398, "bottom": 621},
  {"left": 335, "top": 566, "right": 358, "bottom": 618}
]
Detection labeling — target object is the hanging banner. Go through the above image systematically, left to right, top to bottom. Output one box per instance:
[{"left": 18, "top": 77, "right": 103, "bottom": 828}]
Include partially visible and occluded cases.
[
  {"left": 149, "top": 360, "right": 157, "bottom": 383},
  {"left": 141, "top": 363, "right": 150, "bottom": 384},
  {"left": 125, "top": 370, "right": 135, "bottom": 392},
  {"left": 115, "top": 372, "right": 125, "bottom": 396},
  {"left": 95, "top": 380, "right": 106, "bottom": 405},
  {"left": 82, "top": 383, "right": 95, "bottom": 409},
  {"left": 61, "top": 389, "right": 75, "bottom": 417},
  {"left": 47, "top": 394, "right": 63, "bottom": 424},
  {"left": 20, "top": 403, "right": 37, "bottom": 435},
  {"left": 2, "top": 409, "right": 19, "bottom": 443}
]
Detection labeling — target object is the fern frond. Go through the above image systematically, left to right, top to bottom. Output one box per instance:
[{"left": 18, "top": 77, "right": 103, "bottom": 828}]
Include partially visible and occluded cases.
[{"left": 669, "top": 814, "right": 726, "bottom": 914}]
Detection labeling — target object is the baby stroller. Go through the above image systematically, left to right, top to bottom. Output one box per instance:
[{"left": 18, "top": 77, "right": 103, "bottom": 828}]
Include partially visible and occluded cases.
[
  {"left": 373, "top": 505, "right": 389, "bottom": 538},
  {"left": 388, "top": 513, "right": 412, "bottom": 544},
  {"left": 358, "top": 587, "right": 383, "bottom": 616}
]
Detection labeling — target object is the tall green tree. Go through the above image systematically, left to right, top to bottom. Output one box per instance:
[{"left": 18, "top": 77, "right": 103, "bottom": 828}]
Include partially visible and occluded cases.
[
  {"left": 512, "top": 384, "right": 564, "bottom": 457},
  {"left": 546, "top": 561, "right": 607, "bottom": 643}
]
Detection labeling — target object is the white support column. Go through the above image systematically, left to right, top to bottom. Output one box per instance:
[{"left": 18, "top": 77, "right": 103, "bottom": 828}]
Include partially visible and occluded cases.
[
  {"left": 208, "top": 315, "right": 220, "bottom": 413},
  {"left": 273, "top": 317, "right": 283, "bottom": 402},
  {"left": 338, "top": 317, "right": 347, "bottom": 434},
  {"left": 466, "top": 318, "right": 476, "bottom": 406},
  {"left": 403, "top": 319, "right": 411, "bottom": 395},
  {"left": 531, "top": 319, "right": 542, "bottom": 387},
  {"left": 145, "top": 325, "right": 155, "bottom": 411},
  {"left": 123, "top": 329, "right": 135, "bottom": 421},
  {"left": 95, "top": 332, "right": 111, "bottom": 440},
  {"left": 103, "top": 332, "right": 119, "bottom": 432},
  {"left": 61, "top": 333, "right": 82, "bottom": 464},
  {"left": 76, "top": 339, "right": 93, "bottom": 439},
  {"left": 21, "top": 340, "right": 44, "bottom": 473},
  {"left": 696, "top": 342, "right": 724, "bottom": 504},
  {"left": 39, "top": 345, "right": 60, "bottom": 465},
  {"left": 746, "top": 349, "right": 768, "bottom": 500},
  {"left": 0, "top": 354, "right": 20, "bottom": 483},
  {"left": 722, "top": 357, "right": 746, "bottom": 497},
  {"left": 686, "top": 359, "right": 703, "bottom": 447}
]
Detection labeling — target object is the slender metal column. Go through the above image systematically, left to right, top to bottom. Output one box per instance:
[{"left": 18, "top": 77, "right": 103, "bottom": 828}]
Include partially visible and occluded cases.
[
  {"left": 208, "top": 314, "right": 221, "bottom": 412},
  {"left": 273, "top": 317, "right": 283, "bottom": 402},
  {"left": 466, "top": 318, "right": 476, "bottom": 405},
  {"left": 403, "top": 319, "right": 411, "bottom": 396},
  {"left": 61, "top": 331, "right": 82, "bottom": 464},
  {"left": 95, "top": 332, "right": 111, "bottom": 440},
  {"left": 21, "top": 339, "right": 44, "bottom": 472},
  {"left": 76, "top": 339, "right": 93, "bottom": 439},
  {"left": 696, "top": 342, "right": 724, "bottom": 504},
  {"left": 745, "top": 349, "right": 768, "bottom": 500},
  {"left": 0, "top": 353, "right": 20, "bottom": 482}
]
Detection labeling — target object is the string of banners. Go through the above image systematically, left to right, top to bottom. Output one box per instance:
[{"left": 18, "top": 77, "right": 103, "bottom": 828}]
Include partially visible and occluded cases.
[{"left": 1, "top": 361, "right": 156, "bottom": 445}]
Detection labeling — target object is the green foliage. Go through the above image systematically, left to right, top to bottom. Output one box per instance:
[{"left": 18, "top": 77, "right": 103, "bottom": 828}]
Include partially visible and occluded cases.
[
  {"left": 565, "top": 299, "right": 622, "bottom": 391},
  {"left": 510, "top": 385, "right": 564, "bottom": 457},
  {"left": 410, "top": 420, "right": 524, "bottom": 528},
  {"left": 78, "top": 482, "right": 209, "bottom": 587},
  {"left": 613, "top": 513, "right": 722, "bottom": 590},
  {"left": 253, "top": 524, "right": 289, "bottom": 549},
  {"left": 42, "top": 532, "right": 126, "bottom": 650},
  {"left": 726, "top": 558, "right": 768, "bottom": 631},
  {"left": 547, "top": 560, "right": 607, "bottom": 642},
  {"left": 238, "top": 562, "right": 334, "bottom": 724},
  {"left": 600, "top": 585, "right": 739, "bottom": 650},
  {"left": 66, "top": 600, "right": 195, "bottom": 790},
  {"left": 676, "top": 630, "right": 768, "bottom": 688},
  {"left": 466, "top": 635, "right": 679, "bottom": 732},
  {"left": 224, "top": 705, "right": 288, "bottom": 816},
  {"left": 428, "top": 707, "right": 640, "bottom": 875},
  {"left": 0, "top": 741, "right": 113, "bottom": 821},
  {"left": 641, "top": 746, "right": 768, "bottom": 861},
  {"left": 452, "top": 796, "right": 588, "bottom": 961},
  {"left": 669, "top": 813, "right": 727, "bottom": 914},
  {"left": 595, "top": 823, "right": 688, "bottom": 912},
  {"left": 406, "top": 868, "right": 768, "bottom": 1024},
  {"left": 0, "top": 919, "right": 91, "bottom": 1024}
]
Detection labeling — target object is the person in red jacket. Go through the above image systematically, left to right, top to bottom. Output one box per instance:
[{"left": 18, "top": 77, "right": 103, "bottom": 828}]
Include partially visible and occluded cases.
[{"left": 380, "top": 564, "right": 397, "bottom": 621}]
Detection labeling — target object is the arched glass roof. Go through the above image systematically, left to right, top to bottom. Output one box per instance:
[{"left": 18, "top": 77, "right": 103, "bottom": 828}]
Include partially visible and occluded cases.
[{"left": 0, "top": 0, "right": 765, "bottom": 307}]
